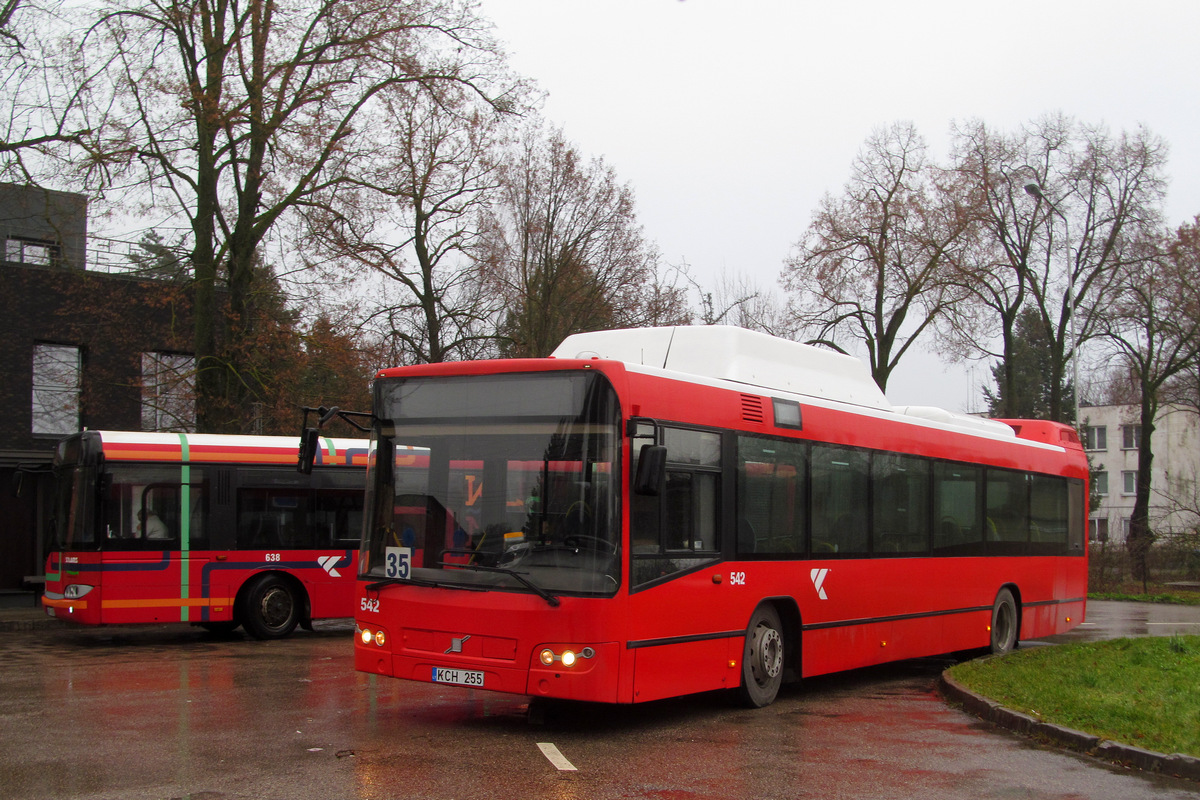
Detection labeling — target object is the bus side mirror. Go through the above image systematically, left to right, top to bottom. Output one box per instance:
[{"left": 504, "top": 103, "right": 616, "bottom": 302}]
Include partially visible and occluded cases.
[
  {"left": 297, "top": 428, "right": 320, "bottom": 475},
  {"left": 633, "top": 444, "right": 666, "bottom": 496}
]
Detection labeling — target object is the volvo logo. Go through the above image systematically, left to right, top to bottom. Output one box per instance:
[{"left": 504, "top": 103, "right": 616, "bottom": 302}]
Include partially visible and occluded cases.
[{"left": 445, "top": 635, "right": 471, "bottom": 654}]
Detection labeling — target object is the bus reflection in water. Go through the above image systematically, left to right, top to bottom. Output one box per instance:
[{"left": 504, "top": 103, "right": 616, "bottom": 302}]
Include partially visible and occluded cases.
[{"left": 352, "top": 326, "right": 1087, "bottom": 707}]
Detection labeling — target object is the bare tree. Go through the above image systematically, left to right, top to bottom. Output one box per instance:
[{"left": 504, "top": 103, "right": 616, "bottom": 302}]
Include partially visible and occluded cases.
[
  {"left": 0, "top": 0, "right": 107, "bottom": 183},
  {"left": 81, "top": 0, "right": 515, "bottom": 431},
  {"left": 302, "top": 84, "right": 508, "bottom": 364},
  {"left": 952, "top": 115, "right": 1167, "bottom": 423},
  {"left": 947, "top": 119, "right": 1044, "bottom": 417},
  {"left": 782, "top": 122, "right": 972, "bottom": 391},
  {"left": 476, "top": 123, "right": 689, "bottom": 358},
  {"left": 1098, "top": 219, "right": 1200, "bottom": 585},
  {"left": 691, "top": 267, "right": 793, "bottom": 337}
]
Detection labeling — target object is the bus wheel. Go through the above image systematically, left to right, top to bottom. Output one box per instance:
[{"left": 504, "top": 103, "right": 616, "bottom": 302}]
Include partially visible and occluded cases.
[
  {"left": 242, "top": 575, "right": 300, "bottom": 640},
  {"left": 989, "top": 588, "right": 1018, "bottom": 655},
  {"left": 737, "top": 604, "right": 785, "bottom": 708}
]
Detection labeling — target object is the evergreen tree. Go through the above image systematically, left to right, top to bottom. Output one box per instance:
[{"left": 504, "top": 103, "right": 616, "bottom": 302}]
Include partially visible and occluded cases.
[{"left": 983, "top": 306, "right": 1075, "bottom": 421}]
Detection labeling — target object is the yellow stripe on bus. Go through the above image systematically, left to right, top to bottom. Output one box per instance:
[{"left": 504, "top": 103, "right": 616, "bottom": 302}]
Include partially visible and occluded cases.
[
  {"left": 42, "top": 597, "right": 84, "bottom": 610},
  {"left": 101, "top": 597, "right": 234, "bottom": 610}
]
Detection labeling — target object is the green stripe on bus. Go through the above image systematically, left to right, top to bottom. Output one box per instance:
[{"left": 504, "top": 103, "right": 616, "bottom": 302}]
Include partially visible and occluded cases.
[{"left": 178, "top": 432, "right": 191, "bottom": 622}]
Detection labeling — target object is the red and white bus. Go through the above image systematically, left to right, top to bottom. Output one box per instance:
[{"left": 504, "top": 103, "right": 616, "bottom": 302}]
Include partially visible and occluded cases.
[
  {"left": 353, "top": 326, "right": 1087, "bottom": 706},
  {"left": 43, "top": 431, "right": 369, "bottom": 638}
]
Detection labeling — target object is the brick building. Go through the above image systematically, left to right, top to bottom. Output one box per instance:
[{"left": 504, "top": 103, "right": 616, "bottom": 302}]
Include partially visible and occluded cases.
[{"left": 0, "top": 183, "right": 195, "bottom": 594}]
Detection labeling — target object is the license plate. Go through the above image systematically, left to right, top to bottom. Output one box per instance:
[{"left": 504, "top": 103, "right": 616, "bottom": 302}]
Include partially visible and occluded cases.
[{"left": 432, "top": 667, "right": 485, "bottom": 687}]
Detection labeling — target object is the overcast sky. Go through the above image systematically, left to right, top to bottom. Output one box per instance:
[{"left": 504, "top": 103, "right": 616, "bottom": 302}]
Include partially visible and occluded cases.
[{"left": 479, "top": 0, "right": 1200, "bottom": 413}]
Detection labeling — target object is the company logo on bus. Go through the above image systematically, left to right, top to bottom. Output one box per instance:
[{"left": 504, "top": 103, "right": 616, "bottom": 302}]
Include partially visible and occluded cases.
[
  {"left": 318, "top": 555, "right": 342, "bottom": 577},
  {"left": 810, "top": 568, "right": 830, "bottom": 600}
]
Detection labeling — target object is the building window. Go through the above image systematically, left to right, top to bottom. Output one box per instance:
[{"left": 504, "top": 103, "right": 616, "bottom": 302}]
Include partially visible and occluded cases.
[
  {"left": 6, "top": 236, "right": 61, "bottom": 267},
  {"left": 32, "top": 343, "right": 81, "bottom": 434},
  {"left": 141, "top": 352, "right": 196, "bottom": 432},
  {"left": 1082, "top": 425, "right": 1107, "bottom": 451},
  {"left": 1121, "top": 425, "right": 1141, "bottom": 450},
  {"left": 1122, "top": 470, "right": 1137, "bottom": 495},
  {"left": 1094, "top": 471, "right": 1108, "bottom": 496},
  {"left": 1089, "top": 517, "right": 1109, "bottom": 542}
]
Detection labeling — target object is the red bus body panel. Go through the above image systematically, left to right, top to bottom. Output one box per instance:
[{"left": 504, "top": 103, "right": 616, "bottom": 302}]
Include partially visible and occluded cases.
[
  {"left": 356, "top": 337, "right": 1088, "bottom": 704},
  {"left": 43, "top": 432, "right": 366, "bottom": 628},
  {"left": 44, "top": 549, "right": 356, "bottom": 625}
]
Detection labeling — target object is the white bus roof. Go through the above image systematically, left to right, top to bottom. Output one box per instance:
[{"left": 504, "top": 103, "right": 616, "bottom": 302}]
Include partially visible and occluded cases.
[{"left": 553, "top": 326, "right": 1016, "bottom": 441}]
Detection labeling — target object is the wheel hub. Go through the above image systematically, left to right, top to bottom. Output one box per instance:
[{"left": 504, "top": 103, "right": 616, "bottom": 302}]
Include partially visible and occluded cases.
[{"left": 753, "top": 625, "right": 783, "bottom": 681}]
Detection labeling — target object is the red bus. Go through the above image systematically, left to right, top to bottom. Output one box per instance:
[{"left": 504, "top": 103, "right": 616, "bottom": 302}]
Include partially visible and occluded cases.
[
  {"left": 352, "top": 326, "right": 1087, "bottom": 706},
  {"left": 43, "top": 431, "right": 370, "bottom": 638}
]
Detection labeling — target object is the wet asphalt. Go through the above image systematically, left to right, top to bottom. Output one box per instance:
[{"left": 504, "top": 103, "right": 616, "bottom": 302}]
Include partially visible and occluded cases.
[{"left": 1, "top": 598, "right": 1199, "bottom": 800}]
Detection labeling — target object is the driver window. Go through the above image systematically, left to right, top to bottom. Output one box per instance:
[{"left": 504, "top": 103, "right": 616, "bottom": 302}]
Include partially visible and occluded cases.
[{"left": 631, "top": 426, "right": 721, "bottom": 588}]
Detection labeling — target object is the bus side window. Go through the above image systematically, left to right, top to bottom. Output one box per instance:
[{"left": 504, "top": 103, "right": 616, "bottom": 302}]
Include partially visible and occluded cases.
[
  {"left": 736, "top": 436, "right": 807, "bottom": 557},
  {"left": 811, "top": 444, "right": 869, "bottom": 556},
  {"left": 871, "top": 453, "right": 930, "bottom": 555},
  {"left": 932, "top": 463, "right": 984, "bottom": 556},
  {"left": 986, "top": 469, "right": 1030, "bottom": 555},
  {"left": 1030, "top": 474, "right": 1070, "bottom": 555}
]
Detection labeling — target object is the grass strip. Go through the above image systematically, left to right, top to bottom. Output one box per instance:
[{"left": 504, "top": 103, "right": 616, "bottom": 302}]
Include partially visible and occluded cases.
[
  {"left": 1088, "top": 591, "right": 1200, "bottom": 606},
  {"left": 948, "top": 636, "right": 1200, "bottom": 757}
]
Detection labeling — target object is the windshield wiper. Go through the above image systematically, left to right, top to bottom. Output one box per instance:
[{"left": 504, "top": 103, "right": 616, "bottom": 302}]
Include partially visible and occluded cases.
[
  {"left": 436, "top": 562, "right": 561, "bottom": 607},
  {"left": 364, "top": 576, "right": 487, "bottom": 593}
]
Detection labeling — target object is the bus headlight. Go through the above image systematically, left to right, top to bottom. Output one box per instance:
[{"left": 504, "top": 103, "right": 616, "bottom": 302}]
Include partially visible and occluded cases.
[
  {"left": 64, "top": 585, "right": 94, "bottom": 600},
  {"left": 357, "top": 626, "right": 387, "bottom": 647},
  {"left": 538, "top": 646, "right": 596, "bottom": 668}
]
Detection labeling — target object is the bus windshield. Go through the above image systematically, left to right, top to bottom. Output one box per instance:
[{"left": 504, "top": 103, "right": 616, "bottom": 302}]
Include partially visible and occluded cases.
[
  {"left": 361, "top": 370, "right": 622, "bottom": 599},
  {"left": 52, "top": 464, "right": 95, "bottom": 550}
]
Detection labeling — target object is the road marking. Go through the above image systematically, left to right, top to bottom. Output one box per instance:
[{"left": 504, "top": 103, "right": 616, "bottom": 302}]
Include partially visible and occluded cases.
[{"left": 537, "top": 742, "right": 577, "bottom": 771}]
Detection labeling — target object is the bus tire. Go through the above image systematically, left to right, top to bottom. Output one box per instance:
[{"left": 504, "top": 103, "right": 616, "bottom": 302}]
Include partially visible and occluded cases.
[
  {"left": 241, "top": 574, "right": 300, "bottom": 640},
  {"left": 989, "top": 588, "right": 1018, "bottom": 655},
  {"left": 737, "top": 604, "right": 785, "bottom": 708}
]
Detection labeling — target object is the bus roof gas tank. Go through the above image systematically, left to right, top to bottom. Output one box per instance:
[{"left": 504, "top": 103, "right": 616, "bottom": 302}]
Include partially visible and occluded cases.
[{"left": 554, "top": 326, "right": 890, "bottom": 411}]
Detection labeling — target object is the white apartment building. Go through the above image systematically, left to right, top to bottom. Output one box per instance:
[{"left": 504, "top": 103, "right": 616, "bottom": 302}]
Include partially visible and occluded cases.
[{"left": 1079, "top": 403, "right": 1200, "bottom": 544}]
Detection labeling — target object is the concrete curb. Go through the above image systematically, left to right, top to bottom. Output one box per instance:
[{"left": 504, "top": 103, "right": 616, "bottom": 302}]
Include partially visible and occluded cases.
[{"left": 939, "top": 671, "right": 1200, "bottom": 782}]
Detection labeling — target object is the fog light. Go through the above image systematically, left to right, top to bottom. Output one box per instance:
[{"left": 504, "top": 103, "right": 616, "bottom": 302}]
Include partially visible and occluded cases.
[{"left": 540, "top": 648, "right": 555, "bottom": 666}]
